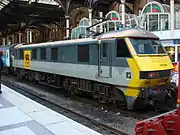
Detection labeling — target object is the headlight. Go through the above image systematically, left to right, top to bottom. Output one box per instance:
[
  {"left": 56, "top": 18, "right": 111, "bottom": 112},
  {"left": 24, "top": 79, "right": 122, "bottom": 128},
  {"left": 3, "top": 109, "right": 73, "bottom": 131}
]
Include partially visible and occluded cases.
[
  {"left": 140, "top": 70, "right": 172, "bottom": 79},
  {"left": 148, "top": 72, "right": 159, "bottom": 78}
]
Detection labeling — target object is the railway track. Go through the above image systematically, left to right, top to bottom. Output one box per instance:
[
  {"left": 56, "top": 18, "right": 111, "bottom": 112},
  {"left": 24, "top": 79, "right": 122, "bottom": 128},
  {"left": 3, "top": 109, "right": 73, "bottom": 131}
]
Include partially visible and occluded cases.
[
  {"left": 2, "top": 75, "right": 161, "bottom": 135},
  {"left": 1, "top": 77, "right": 131, "bottom": 135}
]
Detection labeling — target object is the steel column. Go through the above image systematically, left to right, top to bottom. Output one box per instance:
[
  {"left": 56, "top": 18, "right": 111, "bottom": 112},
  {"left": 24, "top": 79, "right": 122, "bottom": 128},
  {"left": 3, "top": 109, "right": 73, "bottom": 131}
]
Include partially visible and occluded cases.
[
  {"left": 121, "top": 0, "right": 126, "bottom": 27},
  {"left": 170, "top": 0, "right": 175, "bottom": 38},
  {"left": 89, "top": 8, "right": 92, "bottom": 27},
  {"left": 99, "top": 12, "right": 103, "bottom": 33},
  {"left": 65, "top": 15, "right": 70, "bottom": 38},
  {"left": 27, "top": 31, "right": 29, "bottom": 43},
  {"left": 29, "top": 31, "right": 32, "bottom": 43},
  {"left": 19, "top": 33, "right": 22, "bottom": 43},
  {"left": 12, "top": 35, "right": 14, "bottom": 44},
  {"left": 7, "top": 36, "right": 10, "bottom": 45},
  {"left": 2, "top": 38, "right": 5, "bottom": 45},
  {"left": 175, "top": 46, "right": 178, "bottom": 62},
  {"left": 177, "top": 62, "right": 180, "bottom": 108}
]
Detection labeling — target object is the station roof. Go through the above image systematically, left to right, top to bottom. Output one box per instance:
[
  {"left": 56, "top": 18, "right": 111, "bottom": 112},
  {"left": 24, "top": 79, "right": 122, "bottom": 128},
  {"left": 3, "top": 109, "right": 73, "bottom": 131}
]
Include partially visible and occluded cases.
[
  {"left": 0, "top": 0, "right": 178, "bottom": 37},
  {"left": 0, "top": 0, "right": 64, "bottom": 36}
]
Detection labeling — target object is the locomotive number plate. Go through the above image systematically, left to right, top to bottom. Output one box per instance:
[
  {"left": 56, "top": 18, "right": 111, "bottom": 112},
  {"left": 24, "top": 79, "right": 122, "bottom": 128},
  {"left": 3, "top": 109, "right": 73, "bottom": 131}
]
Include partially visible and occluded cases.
[{"left": 126, "top": 72, "right": 131, "bottom": 79}]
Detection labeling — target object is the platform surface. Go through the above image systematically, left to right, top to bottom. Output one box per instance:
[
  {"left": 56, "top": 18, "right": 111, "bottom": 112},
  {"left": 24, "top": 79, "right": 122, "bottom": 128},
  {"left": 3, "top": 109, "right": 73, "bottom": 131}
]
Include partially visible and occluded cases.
[{"left": 0, "top": 84, "right": 102, "bottom": 135}]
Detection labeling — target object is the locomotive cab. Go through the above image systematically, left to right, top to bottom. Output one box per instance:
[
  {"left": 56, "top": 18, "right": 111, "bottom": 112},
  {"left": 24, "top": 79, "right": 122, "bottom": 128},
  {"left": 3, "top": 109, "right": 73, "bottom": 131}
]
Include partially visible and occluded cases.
[
  {"left": 98, "top": 29, "right": 175, "bottom": 111},
  {"left": 121, "top": 36, "right": 175, "bottom": 111},
  {"left": 126, "top": 37, "right": 173, "bottom": 87}
]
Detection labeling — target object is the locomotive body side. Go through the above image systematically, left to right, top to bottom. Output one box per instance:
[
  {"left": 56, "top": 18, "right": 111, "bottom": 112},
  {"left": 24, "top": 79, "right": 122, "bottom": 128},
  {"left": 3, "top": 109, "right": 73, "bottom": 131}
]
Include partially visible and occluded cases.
[
  {"left": 12, "top": 29, "right": 176, "bottom": 111},
  {"left": 13, "top": 39, "right": 132, "bottom": 85}
]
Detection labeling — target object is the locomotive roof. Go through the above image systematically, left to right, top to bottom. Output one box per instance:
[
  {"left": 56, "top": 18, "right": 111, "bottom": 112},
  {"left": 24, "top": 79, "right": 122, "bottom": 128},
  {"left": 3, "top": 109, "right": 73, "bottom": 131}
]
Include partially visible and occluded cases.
[
  {"left": 15, "top": 28, "right": 159, "bottom": 49},
  {"left": 97, "top": 28, "right": 159, "bottom": 39},
  {"left": 15, "top": 38, "right": 98, "bottom": 49},
  {"left": 0, "top": 44, "right": 17, "bottom": 49}
]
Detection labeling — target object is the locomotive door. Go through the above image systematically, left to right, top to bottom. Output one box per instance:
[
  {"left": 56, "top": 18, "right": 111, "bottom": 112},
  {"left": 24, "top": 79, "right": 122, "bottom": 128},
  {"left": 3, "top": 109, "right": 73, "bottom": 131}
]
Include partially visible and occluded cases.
[{"left": 97, "top": 39, "right": 113, "bottom": 78}]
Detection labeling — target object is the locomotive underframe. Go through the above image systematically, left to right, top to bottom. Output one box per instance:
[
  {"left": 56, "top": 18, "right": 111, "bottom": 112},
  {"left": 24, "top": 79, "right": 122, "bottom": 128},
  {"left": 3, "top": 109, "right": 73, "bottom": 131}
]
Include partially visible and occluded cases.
[
  {"left": 8, "top": 67, "right": 177, "bottom": 112},
  {"left": 16, "top": 68, "right": 128, "bottom": 107},
  {"left": 134, "top": 83, "right": 177, "bottom": 112}
]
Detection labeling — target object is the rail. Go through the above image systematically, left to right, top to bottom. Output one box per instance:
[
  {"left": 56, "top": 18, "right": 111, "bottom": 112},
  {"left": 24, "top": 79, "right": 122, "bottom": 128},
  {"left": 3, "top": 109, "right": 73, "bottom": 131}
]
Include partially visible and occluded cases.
[{"left": 1, "top": 78, "right": 129, "bottom": 135}]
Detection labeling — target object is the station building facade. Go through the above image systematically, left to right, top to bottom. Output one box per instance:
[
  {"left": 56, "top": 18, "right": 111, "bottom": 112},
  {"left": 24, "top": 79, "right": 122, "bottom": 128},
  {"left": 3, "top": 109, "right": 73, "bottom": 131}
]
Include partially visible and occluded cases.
[
  {"left": 1, "top": 0, "right": 180, "bottom": 64},
  {"left": 71, "top": 1, "right": 180, "bottom": 64}
]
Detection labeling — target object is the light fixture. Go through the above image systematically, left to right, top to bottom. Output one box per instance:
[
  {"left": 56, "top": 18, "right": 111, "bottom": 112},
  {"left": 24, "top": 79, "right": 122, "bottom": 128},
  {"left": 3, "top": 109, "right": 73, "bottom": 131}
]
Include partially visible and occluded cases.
[{"left": 28, "top": 0, "right": 32, "bottom": 4}]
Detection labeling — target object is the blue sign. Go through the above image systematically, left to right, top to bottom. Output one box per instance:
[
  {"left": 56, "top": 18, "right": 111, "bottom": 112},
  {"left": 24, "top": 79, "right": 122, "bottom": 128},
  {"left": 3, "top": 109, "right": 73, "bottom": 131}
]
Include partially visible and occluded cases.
[
  {"left": 0, "top": 48, "right": 10, "bottom": 67},
  {"left": 6, "top": 49, "right": 10, "bottom": 67}
]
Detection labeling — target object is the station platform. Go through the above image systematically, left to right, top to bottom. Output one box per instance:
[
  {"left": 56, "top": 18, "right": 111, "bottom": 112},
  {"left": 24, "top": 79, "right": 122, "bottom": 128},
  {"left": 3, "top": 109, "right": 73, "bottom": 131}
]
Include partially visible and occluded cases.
[{"left": 0, "top": 84, "right": 102, "bottom": 135}]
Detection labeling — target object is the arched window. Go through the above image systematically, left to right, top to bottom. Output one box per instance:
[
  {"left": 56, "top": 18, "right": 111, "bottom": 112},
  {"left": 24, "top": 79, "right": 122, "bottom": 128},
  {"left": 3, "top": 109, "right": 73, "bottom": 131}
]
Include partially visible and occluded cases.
[
  {"left": 141, "top": 1, "right": 164, "bottom": 14},
  {"left": 105, "top": 11, "right": 120, "bottom": 20},
  {"left": 79, "top": 18, "right": 89, "bottom": 26}
]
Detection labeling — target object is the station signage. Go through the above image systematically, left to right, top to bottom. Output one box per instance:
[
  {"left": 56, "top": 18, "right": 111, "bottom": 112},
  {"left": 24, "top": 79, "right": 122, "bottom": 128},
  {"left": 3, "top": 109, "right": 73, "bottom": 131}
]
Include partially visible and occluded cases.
[
  {"left": 161, "top": 40, "right": 174, "bottom": 46},
  {"left": 0, "top": 48, "right": 10, "bottom": 67},
  {"left": 171, "top": 62, "right": 179, "bottom": 86}
]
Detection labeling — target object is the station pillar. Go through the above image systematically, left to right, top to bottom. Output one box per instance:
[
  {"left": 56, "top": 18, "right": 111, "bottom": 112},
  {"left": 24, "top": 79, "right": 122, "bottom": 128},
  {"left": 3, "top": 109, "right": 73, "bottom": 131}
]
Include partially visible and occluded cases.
[
  {"left": 121, "top": 0, "right": 126, "bottom": 27},
  {"left": 170, "top": 0, "right": 175, "bottom": 38},
  {"left": 88, "top": 8, "right": 93, "bottom": 29},
  {"left": 88, "top": 8, "right": 93, "bottom": 37},
  {"left": 139, "top": 10, "right": 141, "bottom": 16},
  {"left": 99, "top": 12, "right": 103, "bottom": 33},
  {"left": 65, "top": 15, "right": 70, "bottom": 38},
  {"left": 27, "top": 31, "right": 29, "bottom": 43},
  {"left": 29, "top": 31, "right": 32, "bottom": 43},
  {"left": 18, "top": 33, "right": 22, "bottom": 43},
  {"left": 12, "top": 35, "right": 15, "bottom": 44},
  {"left": 7, "top": 36, "right": 10, "bottom": 45},
  {"left": 2, "top": 38, "right": 5, "bottom": 45},
  {"left": 177, "top": 62, "right": 180, "bottom": 108}
]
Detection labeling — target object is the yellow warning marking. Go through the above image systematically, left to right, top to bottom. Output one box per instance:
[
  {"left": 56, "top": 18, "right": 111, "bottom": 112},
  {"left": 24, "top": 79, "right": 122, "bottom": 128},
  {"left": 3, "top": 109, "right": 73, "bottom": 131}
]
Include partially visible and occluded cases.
[
  {"left": 24, "top": 50, "right": 31, "bottom": 69},
  {"left": 125, "top": 89, "right": 140, "bottom": 97}
]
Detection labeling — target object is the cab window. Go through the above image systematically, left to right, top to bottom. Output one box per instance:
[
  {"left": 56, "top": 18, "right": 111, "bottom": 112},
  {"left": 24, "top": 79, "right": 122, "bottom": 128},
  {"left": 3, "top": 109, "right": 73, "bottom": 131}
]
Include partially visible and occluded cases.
[
  {"left": 130, "top": 38, "right": 166, "bottom": 54},
  {"left": 116, "top": 39, "right": 131, "bottom": 57}
]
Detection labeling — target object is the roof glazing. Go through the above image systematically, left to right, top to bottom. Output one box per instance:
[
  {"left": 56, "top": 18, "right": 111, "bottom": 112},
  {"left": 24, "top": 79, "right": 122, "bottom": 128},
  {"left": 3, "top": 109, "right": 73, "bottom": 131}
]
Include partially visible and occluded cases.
[
  {"left": 0, "top": 0, "right": 59, "bottom": 11},
  {"left": 0, "top": 0, "right": 10, "bottom": 10},
  {"left": 21, "top": 0, "right": 59, "bottom": 5}
]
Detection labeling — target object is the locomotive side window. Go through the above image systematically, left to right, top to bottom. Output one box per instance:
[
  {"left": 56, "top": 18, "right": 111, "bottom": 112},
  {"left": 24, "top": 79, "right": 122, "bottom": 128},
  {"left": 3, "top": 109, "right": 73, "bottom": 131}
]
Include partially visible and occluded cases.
[
  {"left": 116, "top": 39, "right": 131, "bottom": 57},
  {"left": 102, "top": 43, "right": 108, "bottom": 57},
  {"left": 78, "top": 45, "right": 89, "bottom": 62},
  {"left": 51, "top": 47, "right": 58, "bottom": 61},
  {"left": 40, "top": 48, "right": 46, "bottom": 60},
  {"left": 15, "top": 49, "right": 18, "bottom": 59},
  {"left": 19, "top": 49, "right": 24, "bottom": 59},
  {"left": 32, "top": 49, "right": 37, "bottom": 60}
]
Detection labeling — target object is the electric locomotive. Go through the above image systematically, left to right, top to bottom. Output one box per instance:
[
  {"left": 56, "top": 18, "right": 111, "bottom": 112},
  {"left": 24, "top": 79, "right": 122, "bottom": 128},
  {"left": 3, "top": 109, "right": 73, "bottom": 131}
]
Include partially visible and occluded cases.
[{"left": 12, "top": 28, "right": 176, "bottom": 111}]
